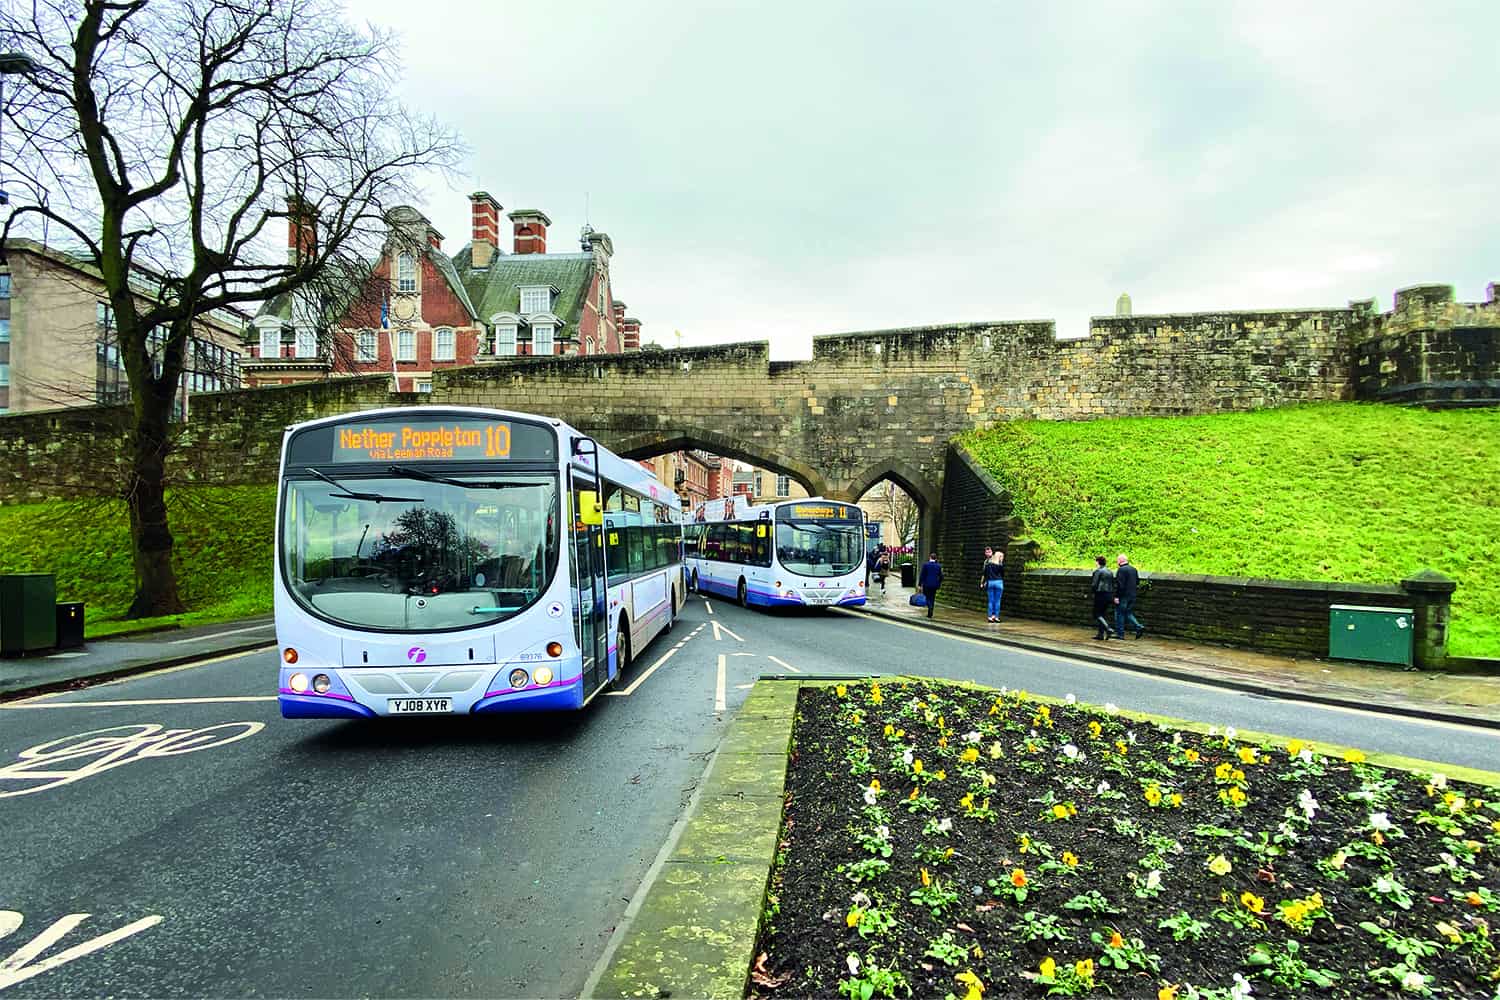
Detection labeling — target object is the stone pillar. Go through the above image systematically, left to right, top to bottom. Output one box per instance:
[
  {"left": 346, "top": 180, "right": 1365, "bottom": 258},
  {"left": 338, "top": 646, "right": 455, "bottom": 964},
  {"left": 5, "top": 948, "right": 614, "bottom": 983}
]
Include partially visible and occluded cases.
[
  {"left": 917, "top": 503, "right": 941, "bottom": 562},
  {"left": 1400, "top": 569, "right": 1457, "bottom": 670}
]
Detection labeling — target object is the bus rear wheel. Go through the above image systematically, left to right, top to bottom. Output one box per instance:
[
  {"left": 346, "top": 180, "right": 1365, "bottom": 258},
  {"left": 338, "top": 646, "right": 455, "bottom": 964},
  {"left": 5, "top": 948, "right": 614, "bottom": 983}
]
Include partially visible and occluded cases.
[
  {"left": 691, "top": 570, "right": 700, "bottom": 594},
  {"left": 737, "top": 578, "right": 748, "bottom": 608}
]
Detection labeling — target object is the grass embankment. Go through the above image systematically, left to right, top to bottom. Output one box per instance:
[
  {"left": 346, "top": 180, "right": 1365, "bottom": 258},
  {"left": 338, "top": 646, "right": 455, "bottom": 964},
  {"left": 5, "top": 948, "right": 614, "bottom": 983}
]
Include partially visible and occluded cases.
[
  {"left": 958, "top": 404, "right": 1500, "bottom": 658},
  {"left": 0, "top": 485, "right": 276, "bottom": 637}
]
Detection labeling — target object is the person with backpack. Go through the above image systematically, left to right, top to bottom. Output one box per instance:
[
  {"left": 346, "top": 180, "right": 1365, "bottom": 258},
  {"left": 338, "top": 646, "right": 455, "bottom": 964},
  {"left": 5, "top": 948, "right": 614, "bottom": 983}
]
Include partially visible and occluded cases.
[{"left": 1089, "top": 555, "right": 1115, "bottom": 640}]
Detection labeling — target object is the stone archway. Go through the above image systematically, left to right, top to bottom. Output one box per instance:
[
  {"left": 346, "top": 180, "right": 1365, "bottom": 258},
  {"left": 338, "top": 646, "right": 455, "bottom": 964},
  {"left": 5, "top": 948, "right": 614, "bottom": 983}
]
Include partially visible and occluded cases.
[
  {"left": 608, "top": 425, "right": 830, "bottom": 498},
  {"left": 842, "top": 458, "right": 943, "bottom": 558}
]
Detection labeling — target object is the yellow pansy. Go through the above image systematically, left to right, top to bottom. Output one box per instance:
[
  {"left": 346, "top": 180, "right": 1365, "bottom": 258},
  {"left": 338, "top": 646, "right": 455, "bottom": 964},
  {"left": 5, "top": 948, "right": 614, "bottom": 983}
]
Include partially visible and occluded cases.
[
  {"left": 835, "top": 683, "right": 846, "bottom": 697},
  {"left": 869, "top": 683, "right": 883, "bottom": 705},
  {"left": 1088, "top": 721, "right": 1103, "bottom": 739},
  {"left": 884, "top": 724, "right": 895, "bottom": 737},
  {"left": 1286, "top": 739, "right": 1303, "bottom": 757},
  {"left": 1115, "top": 740, "right": 1128, "bottom": 756},
  {"left": 1238, "top": 746, "right": 1257, "bottom": 765},
  {"left": 960, "top": 747, "right": 979, "bottom": 763},
  {"left": 1183, "top": 748, "right": 1199, "bottom": 763},
  {"left": 1344, "top": 748, "right": 1366, "bottom": 763},
  {"left": 913, "top": 759, "right": 923, "bottom": 774},
  {"left": 1215, "top": 762, "right": 1233, "bottom": 781},
  {"left": 934, "top": 770, "right": 947, "bottom": 781},
  {"left": 869, "top": 779, "right": 880, "bottom": 791},
  {"left": 1144, "top": 785, "right": 1162, "bottom": 807},
  {"left": 959, "top": 792, "right": 974, "bottom": 810},
  {"left": 1170, "top": 793, "right": 1183, "bottom": 808},
  {"left": 1052, "top": 804, "right": 1069, "bottom": 820},
  {"left": 1019, "top": 834, "right": 1032, "bottom": 853},
  {"left": 1062, "top": 851, "right": 1079, "bottom": 867},
  {"left": 1207, "top": 854, "right": 1232, "bottom": 876},
  {"left": 920, "top": 867, "right": 931, "bottom": 887},
  {"left": 1010, "top": 868, "right": 1028, "bottom": 887},
  {"left": 1241, "top": 891, "right": 1265, "bottom": 914},
  {"left": 846, "top": 909, "right": 862, "bottom": 928},
  {"left": 1039, "top": 957, "right": 1056, "bottom": 979},
  {"left": 1075, "top": 959, "right": 1095, "bottom": 982},
  {"left": 955, "top": 970, "right": 984, "bottom": 1000},
  {"left": 1159, "top": 986, "right": 1179, "bottom": 1000}
]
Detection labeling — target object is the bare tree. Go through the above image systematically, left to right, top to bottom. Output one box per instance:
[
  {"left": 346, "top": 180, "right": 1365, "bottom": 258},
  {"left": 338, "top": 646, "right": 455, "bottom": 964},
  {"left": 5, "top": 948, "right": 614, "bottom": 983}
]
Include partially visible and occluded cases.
[
  {"left": 0, "top": 0, "right": 459, "bottom": 617},
  {"left": 878, "top": 482, "right": 920, "bottom": 549}
]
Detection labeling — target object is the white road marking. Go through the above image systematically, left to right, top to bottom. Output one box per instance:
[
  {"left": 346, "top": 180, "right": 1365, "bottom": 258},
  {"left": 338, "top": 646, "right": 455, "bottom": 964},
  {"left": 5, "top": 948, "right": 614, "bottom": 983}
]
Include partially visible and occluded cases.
[
  {"left": 703, "top": 600, "right": 714, "bottom": 615},
  {"left": 836, "top": 609, "right": 1499, "bottom": 737},
  {"left": 710, "top": 621, "right": 744, "bottom": 643},
  {"left": 166, "top": 622, "right": 275, "bottom": 644},
  {"left": 603, "top": 645, "right": 681, "bottom": 698},
  {"left": 9, "top": 646, "right": 279, "bottom": 705},
  {"left": 43, "top": 652, "right": 87, "bottom": 660},
  {"left": 729, "top": 652, "right": 755, "bottom": 657},
  {"left": 715, "top": 654, "right": 727, "bottom": 712},
  {"left": 767, "top": 655, "right": 803, "bottom": 674},
  {"left": 735, "top": 683, "right": 754, "bottom": 690},
  {"left": 2, "top": 696, "right": 278, "bottom": 710},
  {"left": 0, "top": 723, "right": 266, "bottom": 798},
  {"left": 0, "top": 910, "right": 163, "bottom": 990}
]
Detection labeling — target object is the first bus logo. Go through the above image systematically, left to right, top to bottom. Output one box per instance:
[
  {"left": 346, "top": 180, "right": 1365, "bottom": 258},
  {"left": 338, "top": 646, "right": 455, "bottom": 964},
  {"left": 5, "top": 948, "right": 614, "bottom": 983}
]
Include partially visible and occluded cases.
[{"left": 407, "top": 647, "right": 427, "bottom": 664}]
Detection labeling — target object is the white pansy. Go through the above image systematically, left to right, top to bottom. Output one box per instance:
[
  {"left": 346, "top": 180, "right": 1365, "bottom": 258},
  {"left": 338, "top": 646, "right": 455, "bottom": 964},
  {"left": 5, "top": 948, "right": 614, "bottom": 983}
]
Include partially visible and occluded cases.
[
  {"left": 1065, "top": 693, "right": 1076, "bottom": 704},
  {"left": 1105, "top": 703, "right": 1119, "bottom": 714},
  {"left": 1208, "top": 726, "right": 1220, "bottom": 737},
  {"left": 1225, "top": 726, "right": 1237, "bottom": 741},
  {"left": 964, "top": 730, "right": 981, "bottom": 743},
  {"left": 1126, "top": 730, "right": 1137, "bottom": 745},
  {"left": 1172, "top": 732, "right": 1183, "bottom": 746},
  {"left": 1062, "top": 744, "right": 1079, "bottom": 759},
  {"left": 1298, "top": 748, "right": 1313, "bottom": 763},
  {"left": 902, "top": 749, "right": 914, "bottom": 766},
  {"left": 1431, "top": 773, "right": 1448, "bottom": 790},
  {"left": 1097, "top": 781, "right": 1111, "bottom": 794},
  {"left": 863, "top": 787, "right": 878, "bottom": 806},
  {"left": 1298, "top": 789, "right": 1319, "bottom": 819},
  {"left": 1370, "top": 812, "right": 1393, "bottom": 832},
  {"left": 937, "top": 817, "right": 953, "bottom": 833},
  {"left": 875, "top": 825, "right": 890, "bottom": 841},
  {"left": 1145, "top": 870, "right": 1162, "bottom": 891},
  {"left": 1374, "top": 876, "right": 1396, "bottom": 893},
  {"left": 850, "top": 891, "right": 872, "bottom": 909},
  {"left": 847, "top": 954, "right": 861, "bottom": 976},
  {"left": 1401, "top": 970, "right": 1426, "bottom": 992},
  {"left": 1229, "top": 973, "right": 1254, "bottom": 1000}
]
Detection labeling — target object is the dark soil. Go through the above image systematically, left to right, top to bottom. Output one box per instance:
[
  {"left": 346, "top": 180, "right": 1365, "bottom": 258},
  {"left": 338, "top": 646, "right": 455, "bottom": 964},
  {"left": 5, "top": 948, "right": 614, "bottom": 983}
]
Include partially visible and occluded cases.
[{"left": 752, "top": 681, "right": 1500, "bottom": 999}]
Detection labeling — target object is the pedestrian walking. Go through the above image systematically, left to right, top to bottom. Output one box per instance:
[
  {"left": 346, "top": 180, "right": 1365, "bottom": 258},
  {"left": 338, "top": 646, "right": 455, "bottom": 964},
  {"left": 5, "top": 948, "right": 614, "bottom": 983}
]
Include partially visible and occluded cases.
[
  {"left": 980, "top": 546, "right": 1005, "bottom": 622},
  {"left": 876, "top": 548, "right": 890, "bottom": 594},
  {"left": 918, "top": 552, "right": 943, "bottom": 619},
  {"left": 1113, "top": 553, "right": 1145, "bottom": 639},
  {"left": 1089, "top": 555, "right": 1115, "bottom": 640}
]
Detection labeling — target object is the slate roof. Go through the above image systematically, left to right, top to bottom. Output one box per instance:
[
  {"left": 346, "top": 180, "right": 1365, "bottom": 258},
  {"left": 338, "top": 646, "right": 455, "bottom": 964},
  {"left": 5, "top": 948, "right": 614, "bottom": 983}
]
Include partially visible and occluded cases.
[
  {"left": 254, "top": 245, "right": 477, "bottom": 325},
  {"left": 449, "top": 247, "right": 595, "bottom": 327}
]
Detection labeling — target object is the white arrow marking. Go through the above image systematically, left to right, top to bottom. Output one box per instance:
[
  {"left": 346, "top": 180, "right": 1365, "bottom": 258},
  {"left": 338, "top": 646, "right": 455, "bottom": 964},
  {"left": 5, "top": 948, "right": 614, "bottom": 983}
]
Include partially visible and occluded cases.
[
  {"left": 703, "top": 600, "right": 714, "bottom": 615},
  {"left": 710, "top": 621, "right": 744, "bottom": 643},
  {"left": 715, "top": 655, "right": 727, "bottom": 713},
  {"left": 0, "top": 910, "right": 163, "bottom": 990}
]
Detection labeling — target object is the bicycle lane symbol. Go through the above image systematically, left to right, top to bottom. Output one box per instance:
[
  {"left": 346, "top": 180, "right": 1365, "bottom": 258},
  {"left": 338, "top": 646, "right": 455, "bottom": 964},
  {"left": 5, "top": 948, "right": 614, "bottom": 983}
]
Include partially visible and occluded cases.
[
  {"left": 0, "top": 723, "right": 266, "bottom": 799},
  {"left": 0, "top": 910, "right": 163, "bottom": 991}
]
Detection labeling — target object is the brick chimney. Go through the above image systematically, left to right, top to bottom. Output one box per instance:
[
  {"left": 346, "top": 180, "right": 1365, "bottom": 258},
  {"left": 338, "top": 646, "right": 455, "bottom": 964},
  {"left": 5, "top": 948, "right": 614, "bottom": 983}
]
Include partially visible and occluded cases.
[
  {"left": 470, "top": 192, "right": 502, "bottom": 268},
  {"left": 287, "top": 196, "right": 317, "bottom": 266},
  {"left": 508, "top": 209, "right": 551, "bottom": 255},
  {"left": 426, "top": 224, "right": 444, "bottom": 251},
  {"left": 612, "top": 301, "right": 625, "bottom": 332},
  {"left": 622, "top": 316, "right": 642, "bottom": 351}
]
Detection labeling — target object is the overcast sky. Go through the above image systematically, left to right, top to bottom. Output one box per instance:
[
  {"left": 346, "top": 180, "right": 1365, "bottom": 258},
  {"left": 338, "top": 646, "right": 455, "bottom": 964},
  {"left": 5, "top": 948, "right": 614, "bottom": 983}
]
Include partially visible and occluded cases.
[{"left": 353, "top": 1, "right": 1498, "bottom": 358}]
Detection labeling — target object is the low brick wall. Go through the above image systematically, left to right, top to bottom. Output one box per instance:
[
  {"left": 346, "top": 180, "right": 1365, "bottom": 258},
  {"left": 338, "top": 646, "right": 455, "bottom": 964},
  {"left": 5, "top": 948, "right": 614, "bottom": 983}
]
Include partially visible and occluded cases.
[{"left": 1009, "top": 568, "right": 1425, "bottom": 659}]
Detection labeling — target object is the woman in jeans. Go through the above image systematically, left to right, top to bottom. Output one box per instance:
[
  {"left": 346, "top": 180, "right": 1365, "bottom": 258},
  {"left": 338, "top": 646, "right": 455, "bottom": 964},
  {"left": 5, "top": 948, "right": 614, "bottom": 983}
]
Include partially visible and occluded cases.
[{"left": 981, "top": 546, "right": 1005, "bottom": 622}]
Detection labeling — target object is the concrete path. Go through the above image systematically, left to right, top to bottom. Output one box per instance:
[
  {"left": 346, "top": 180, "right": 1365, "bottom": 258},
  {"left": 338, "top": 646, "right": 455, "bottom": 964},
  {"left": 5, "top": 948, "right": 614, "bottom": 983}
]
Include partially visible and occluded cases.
[{"left": 863, "top": 580, "right": 1500, "bottom": 726}]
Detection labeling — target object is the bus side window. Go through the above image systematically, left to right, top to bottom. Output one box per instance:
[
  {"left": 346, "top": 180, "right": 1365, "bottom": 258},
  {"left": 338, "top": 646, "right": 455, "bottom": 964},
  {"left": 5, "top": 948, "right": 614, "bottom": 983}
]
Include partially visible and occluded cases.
[
  {"left": 627, "top": 526, "right": 646, "bottom": 575},
  {"left": 606, "top": 530, "right": 628, "bottom": 587}
]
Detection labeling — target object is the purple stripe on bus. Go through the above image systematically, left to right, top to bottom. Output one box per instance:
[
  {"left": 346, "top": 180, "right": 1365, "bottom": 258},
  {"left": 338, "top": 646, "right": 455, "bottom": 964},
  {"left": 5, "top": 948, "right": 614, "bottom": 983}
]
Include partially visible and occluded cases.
[
  {"left": 482, "top": 674, "right": 582, "bottom": 699},
  {"left": 278, "top": 687, "right": 356, "bottom": 702}
]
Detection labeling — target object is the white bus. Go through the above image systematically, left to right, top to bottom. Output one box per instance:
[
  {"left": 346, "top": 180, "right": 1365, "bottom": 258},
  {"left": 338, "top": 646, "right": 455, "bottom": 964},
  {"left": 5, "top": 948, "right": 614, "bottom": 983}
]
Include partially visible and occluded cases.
[
  {"left": 273, "top": 406, "right": 684, "bottom": 718},
  {"left": 684, "top": 496, "right": 867, "bottom": 608}
]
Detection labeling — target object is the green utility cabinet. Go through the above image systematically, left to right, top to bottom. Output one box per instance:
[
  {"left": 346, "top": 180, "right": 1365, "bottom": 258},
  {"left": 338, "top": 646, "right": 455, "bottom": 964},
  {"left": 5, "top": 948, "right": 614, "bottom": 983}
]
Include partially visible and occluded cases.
[
  {"left": 0, "top": 574, "right": 58, "bottom": 656},
  {"left": 1329, "top": 604, "right": 1414, "bottom": 667}
]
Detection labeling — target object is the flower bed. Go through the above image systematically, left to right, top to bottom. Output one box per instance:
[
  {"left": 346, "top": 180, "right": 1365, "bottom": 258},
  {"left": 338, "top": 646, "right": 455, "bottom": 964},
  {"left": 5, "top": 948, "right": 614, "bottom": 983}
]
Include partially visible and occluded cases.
[{"left": 752, "top": 681, "right": 1500, "bottom": 999}]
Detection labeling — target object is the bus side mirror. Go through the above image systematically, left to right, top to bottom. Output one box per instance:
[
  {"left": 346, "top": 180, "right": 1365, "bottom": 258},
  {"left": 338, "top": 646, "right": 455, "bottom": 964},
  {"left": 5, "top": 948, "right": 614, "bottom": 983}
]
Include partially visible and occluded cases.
[{"left": 578, "top": 490, "right": 603, "bottom": 526}]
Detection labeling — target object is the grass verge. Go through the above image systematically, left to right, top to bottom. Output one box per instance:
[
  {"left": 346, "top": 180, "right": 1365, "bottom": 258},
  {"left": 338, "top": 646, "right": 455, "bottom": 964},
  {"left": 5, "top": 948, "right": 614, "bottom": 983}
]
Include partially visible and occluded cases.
[
  {"left": 958, "top": 403, "right": 1500, "bottom": 658},
  {"left": 0, "top": 485, "right": 276, "bottom": 637},
  {"left": 753, "top": 679, "right": 1500, "bottom": 999}
]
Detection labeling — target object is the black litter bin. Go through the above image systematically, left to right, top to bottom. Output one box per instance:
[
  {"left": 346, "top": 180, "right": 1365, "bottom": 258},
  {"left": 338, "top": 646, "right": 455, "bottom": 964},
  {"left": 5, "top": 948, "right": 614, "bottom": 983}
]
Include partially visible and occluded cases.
[
  {"left": 900, "top": 562, "right": 916, "bottom": 589},
  {"left": 56, "top": 602, "right": 85, "bottom": 649}
]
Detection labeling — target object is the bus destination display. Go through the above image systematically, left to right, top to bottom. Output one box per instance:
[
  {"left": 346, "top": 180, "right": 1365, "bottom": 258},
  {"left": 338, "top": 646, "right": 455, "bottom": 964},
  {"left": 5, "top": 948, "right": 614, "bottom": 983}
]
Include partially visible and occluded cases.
[
  {"left": 291, "top": 417, "right": 556, "bottom": 464},
  {"left": 780, "top": 503, "right": 857, "bottom": 521}
]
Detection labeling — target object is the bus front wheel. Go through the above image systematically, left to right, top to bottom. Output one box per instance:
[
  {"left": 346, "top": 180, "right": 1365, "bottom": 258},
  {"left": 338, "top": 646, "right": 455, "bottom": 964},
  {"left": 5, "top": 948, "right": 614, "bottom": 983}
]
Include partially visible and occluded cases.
[
  {"left": 737, "top": 578, "right": 748, "bottom": 608},
  {"left": 616, "top": 625, "right": 630, "bottom": 679}
]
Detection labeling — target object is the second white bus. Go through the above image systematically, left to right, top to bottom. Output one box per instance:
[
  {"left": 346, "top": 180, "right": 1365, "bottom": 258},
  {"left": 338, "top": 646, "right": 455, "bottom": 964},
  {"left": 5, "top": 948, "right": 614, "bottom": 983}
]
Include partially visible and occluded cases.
[{"left": 684, "top": 497, "right": 867, "bottom": 608}]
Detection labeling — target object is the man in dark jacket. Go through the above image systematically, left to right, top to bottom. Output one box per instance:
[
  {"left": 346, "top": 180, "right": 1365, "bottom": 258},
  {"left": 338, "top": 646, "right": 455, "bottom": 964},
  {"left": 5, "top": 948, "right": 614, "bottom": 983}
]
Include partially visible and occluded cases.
[
  {"left": 918, "top": 553, "right": 943, "bottom": 619},
  {"left": 1113, "top": 554, "right": 1145, "bottom": 639},
  {"left": 1089, "top": 555, "right": 1115, "bottom": 640}
]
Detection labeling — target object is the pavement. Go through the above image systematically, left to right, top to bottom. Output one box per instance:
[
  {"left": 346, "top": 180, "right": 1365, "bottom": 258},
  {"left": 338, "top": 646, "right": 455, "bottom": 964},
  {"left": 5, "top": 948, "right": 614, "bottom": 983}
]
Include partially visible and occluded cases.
[
  {"left": 862, "top": 580, "right": 1500, "bottom": 728},
  {"left": 6, "top": 598, "right": 1500, "bottom": 996},
  {"left": 0, "top": 617, "right": 278, "bottom": 700}
]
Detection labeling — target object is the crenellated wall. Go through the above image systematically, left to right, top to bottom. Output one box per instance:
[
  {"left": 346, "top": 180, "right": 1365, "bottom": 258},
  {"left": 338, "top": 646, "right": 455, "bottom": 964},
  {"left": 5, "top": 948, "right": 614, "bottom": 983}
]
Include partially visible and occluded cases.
[{"left": 1, "top": 283, "right": 1496, "bottom": 525}]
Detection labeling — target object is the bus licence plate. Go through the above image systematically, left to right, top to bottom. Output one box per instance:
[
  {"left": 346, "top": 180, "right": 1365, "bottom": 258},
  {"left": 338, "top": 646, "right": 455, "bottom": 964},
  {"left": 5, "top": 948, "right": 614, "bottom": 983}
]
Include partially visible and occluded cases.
[
  {"left": 805, "top": 592, "right": 837, "bottom": 605},
  {"left": 388, "top": 697, "right": 452, "bottom": 714}
]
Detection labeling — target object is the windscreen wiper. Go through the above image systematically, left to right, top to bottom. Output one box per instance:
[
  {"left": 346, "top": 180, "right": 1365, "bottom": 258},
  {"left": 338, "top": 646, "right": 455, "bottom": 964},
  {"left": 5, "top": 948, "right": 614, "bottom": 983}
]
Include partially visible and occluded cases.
[
  {"left": 386, "top": 466, "right": 536, "bottom": 490},
  {"left": 304, "top": 467, "right": 424, "bottom": 504}
]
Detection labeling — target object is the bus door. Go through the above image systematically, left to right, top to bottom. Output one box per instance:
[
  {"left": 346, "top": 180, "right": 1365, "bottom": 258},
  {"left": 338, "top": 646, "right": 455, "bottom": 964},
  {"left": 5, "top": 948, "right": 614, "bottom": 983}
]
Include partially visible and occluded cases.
[{"left": 571, "top": 473, "right": 609, "bottom": 697}]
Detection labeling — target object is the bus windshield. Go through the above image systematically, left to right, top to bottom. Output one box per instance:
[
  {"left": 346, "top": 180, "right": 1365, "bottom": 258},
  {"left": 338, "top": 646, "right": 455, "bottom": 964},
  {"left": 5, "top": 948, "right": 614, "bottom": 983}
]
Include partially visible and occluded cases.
[
  {"left": 280, "top": 472, "right": 558, "bottom": 631},
  {"left": 775, "top": 519, "right": 864, "bottom": 578}
]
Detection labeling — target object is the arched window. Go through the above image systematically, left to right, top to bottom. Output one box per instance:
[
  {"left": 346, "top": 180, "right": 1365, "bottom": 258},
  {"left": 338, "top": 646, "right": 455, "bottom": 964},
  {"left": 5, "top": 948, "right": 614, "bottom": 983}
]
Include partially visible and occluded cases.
[
  {"left": 397, "top": 252, "right": 416, "bottom": 293},
  {"left": 434, "top": 327, "right": 455, "bottom": 361}
]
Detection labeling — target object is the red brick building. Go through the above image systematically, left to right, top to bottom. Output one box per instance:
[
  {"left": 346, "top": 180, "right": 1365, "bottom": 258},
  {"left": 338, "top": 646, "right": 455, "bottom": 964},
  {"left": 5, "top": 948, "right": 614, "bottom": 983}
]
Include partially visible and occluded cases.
[{"left": 246, "top": 193, "right": 643, "bottom": 391}]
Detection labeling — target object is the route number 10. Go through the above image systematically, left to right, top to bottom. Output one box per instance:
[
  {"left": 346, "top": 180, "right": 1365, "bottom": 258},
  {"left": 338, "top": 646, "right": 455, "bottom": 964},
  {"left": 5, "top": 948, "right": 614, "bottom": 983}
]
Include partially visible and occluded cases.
[{"left": 484, "top": 424, "right": 511, "bottom": 458}]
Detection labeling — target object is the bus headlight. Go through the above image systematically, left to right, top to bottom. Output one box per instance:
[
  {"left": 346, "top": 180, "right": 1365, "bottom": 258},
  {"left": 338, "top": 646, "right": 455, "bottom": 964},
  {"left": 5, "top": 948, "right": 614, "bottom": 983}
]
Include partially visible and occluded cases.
[
  {"left": 534, "top": 666, "right": 554, "bottom": 685},
  {"left": 509, "top": 668, "right": 530, "bottom": 689},
  {"left": 288, "top": 672, "right": 309, "bottom": 693},
  {"left": 312, "top": 673, "right": 332, "bottom": 694}
]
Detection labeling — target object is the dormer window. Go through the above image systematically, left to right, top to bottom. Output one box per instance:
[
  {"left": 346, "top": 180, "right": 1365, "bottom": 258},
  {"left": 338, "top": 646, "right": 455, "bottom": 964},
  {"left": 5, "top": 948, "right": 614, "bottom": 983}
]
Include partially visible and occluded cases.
[
  {"left": 397, "top": 252, "right": 416, "bottom": 293},
  {"left": 519, "top": 286, "right": 551, "bottom": 313},
  {"left": 496, "top": 323, "right": 517, "bottom": 356},
  {"left": 532, "top": 323, "right": 554, "bottom": 356},
  {"left": 259, "top": 324, "right": 280, "bottom": 358},
  {"left": 295, "top": 328, "right": 317, "bottom": 359}
]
